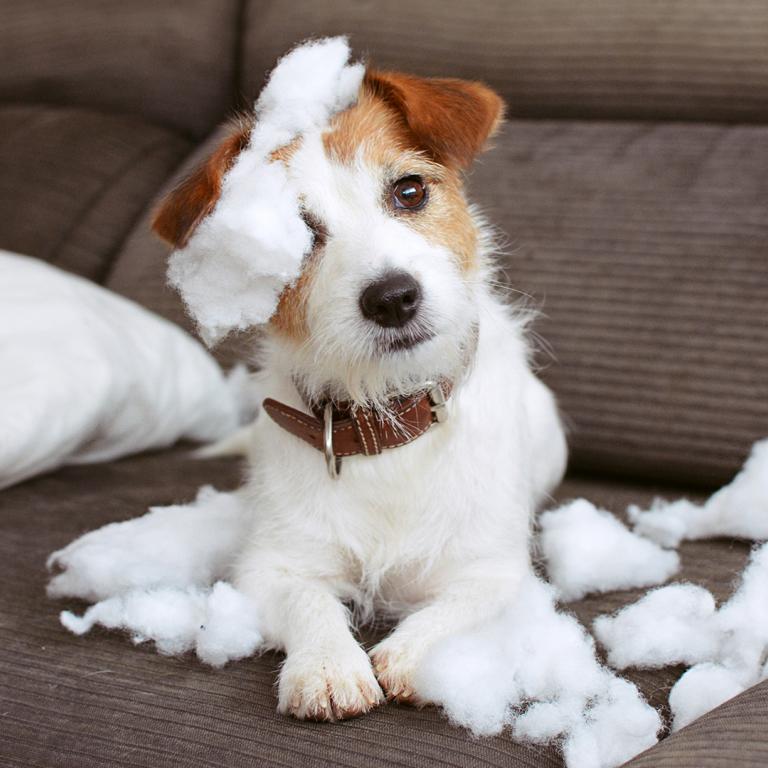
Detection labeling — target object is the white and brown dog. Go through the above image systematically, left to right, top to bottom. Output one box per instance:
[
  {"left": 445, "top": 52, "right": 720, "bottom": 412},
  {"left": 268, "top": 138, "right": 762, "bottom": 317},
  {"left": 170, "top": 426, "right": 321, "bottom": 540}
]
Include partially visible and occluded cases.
[{"left": 153, "top": 49, "right": 567, "bottom": 721}]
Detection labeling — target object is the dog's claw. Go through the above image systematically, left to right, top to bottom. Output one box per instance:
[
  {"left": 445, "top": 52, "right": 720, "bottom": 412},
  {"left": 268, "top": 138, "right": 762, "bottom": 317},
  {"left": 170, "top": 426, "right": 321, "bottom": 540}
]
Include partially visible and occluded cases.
[{"left": 370, "top": 645, "right": 425, "bottom": 706}]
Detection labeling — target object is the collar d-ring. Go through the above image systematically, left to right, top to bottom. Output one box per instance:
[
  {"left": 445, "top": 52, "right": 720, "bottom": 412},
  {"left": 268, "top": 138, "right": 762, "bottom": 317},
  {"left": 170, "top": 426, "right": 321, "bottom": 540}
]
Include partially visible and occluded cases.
[{"left": 323, "top": 402, "right": 342, "bottom": 479}]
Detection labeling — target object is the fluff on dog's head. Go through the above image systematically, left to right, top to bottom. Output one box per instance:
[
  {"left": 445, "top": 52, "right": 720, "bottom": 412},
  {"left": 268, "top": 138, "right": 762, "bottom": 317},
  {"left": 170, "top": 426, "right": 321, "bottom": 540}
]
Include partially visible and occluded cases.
[{"left": 153, "top": 37, "right": 503, "bottom": 409}]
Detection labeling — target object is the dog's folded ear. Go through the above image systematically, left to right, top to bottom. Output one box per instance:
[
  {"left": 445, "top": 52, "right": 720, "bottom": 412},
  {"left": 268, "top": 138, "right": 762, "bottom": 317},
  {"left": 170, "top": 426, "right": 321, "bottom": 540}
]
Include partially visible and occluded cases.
[
  {"left": 364, "top": 70, "right": 504, "bottom": 170},
  {"left": 152, "top": 119, "right": 252, "bottom": 248}
]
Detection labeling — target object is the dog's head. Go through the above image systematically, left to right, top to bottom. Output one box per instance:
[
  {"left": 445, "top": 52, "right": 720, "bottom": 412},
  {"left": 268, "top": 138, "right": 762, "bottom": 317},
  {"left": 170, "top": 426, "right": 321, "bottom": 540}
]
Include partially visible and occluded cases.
[{"left": 154, "top": 65, "right": 503, "bottom": 408}]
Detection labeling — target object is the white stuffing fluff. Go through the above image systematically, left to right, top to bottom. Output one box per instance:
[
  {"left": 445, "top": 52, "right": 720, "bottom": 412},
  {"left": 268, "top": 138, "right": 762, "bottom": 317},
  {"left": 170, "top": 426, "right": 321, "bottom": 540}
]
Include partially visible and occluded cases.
[
  {"left": 168, "top": 37, "right": 364, "bottom": 345},
  {"left": 628, "top": 439, "right": 768, "bottom": 547},
  {"left": 49, "top": 440, "right": 768, "bottom": 767},
  {"left": 47, "top": 486, "right": 250, "bottom": 602},
  {"left": 51, "top": 488, "right": 261, "bottom": 667},
  {"left": 539, "top": 499, "right": 680, "bottom": 601},
  {"left": 594, "top": 542, "right": 768, "bottom": 731},
  {"left": 667, "top": 542, "right": 768, "bottom": 731},
  {"left": 717, "top": 543, "right": 768, "bottom": 672},
  {"left": 415, "top": 576, "right": 662, "bottom": 768},
  {"left": 61, "top": 582, "right": 262, "bottom": 667},
  {"left": 194, "top": 582, "right": 263, "bottom": 666},
  {"left": 592, "top": 584, "right": 719, "bottom": 669},
  {"left": 668, "top": 663, "right": 748, "bottom": 731},
  {"left": 558, "top": 677, "right": 662, "bottom": 768}
]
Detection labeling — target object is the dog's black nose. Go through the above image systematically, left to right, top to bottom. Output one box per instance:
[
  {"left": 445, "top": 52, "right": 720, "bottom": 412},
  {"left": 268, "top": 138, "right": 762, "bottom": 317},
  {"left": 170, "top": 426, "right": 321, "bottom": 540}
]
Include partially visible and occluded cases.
[{"left": 359, "top": 271, "right": 422, "bottom": 328}]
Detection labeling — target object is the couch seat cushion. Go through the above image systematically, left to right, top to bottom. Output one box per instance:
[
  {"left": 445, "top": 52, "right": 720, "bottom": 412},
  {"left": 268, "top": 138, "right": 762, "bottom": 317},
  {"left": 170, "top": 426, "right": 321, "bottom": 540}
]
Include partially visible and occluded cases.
[
  {"left": 0, "top": 105, "right": 190, "bottom": 281},
  {"left": 1, "top": 449, "right": 764, "bottom": 767}
]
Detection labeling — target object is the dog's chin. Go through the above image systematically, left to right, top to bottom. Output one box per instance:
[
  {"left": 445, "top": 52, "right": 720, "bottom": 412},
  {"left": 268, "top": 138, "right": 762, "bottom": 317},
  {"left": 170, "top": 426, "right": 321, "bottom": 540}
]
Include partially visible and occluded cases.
[
  {"left": 282, "top": 317, "right": 476, "bottom": 410},
  {"left": 376, "top": 329, "right": 435, "bottom": 355}
]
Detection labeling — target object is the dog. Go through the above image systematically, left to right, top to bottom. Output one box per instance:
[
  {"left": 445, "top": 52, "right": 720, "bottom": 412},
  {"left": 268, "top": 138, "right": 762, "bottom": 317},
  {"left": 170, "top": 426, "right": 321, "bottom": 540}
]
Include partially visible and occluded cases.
[{"left": 152, "top": 58, "right": 567, "bottom": 721}]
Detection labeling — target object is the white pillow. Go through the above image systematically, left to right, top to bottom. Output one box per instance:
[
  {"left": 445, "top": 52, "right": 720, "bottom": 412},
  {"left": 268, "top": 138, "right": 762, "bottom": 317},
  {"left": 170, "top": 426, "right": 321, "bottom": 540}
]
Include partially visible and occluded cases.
[{"left": 0, "top": 251, "right": 246, "bottom": 489}]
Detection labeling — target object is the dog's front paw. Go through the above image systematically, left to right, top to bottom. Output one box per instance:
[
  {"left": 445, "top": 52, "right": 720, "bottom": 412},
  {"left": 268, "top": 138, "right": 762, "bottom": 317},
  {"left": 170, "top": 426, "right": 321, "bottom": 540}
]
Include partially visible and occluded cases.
[
  {"left": 370, "top": 637, "right": 428, "bottom": 706},
  {"left": 278, "top": 646, "right": 384, "bottom": 721}
]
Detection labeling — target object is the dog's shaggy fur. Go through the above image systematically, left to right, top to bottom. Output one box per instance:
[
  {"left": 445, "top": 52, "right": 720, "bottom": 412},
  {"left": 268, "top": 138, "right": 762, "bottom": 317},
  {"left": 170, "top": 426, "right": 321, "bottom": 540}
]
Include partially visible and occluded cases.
[{"left": 154, "top": 62, "right": 567, "bottom": 720}]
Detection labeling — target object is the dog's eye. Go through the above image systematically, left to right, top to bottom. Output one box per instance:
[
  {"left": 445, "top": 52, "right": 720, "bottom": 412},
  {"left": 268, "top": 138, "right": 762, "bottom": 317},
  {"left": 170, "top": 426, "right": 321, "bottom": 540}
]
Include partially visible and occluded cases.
[{"left": 392, "top": 176, "right": 427, "bottom": 211}]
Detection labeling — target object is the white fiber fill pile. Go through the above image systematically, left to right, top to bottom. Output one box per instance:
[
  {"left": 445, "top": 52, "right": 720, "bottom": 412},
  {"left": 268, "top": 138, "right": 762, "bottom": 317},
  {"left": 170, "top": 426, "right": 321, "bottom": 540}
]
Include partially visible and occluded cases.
[
  {"left": 167, "top": 37, "right": 364, "bottom": 345},
  {"left": 628, "top": 438, "right": 768, "bottom": 547},
  {"left": 47, "top": 486, "right": 250, "bottom": 602},
  {"left": 49, "top": 487, "right": 260, "bottom": 667},
  {"left": 540, "top": 499, "right": 680, "bottom": 601},
  {"left": 594, "top": 542, "right": 768, "bottom": 731},
  {"left": 415, "top": 576, "right": 662, "bottom": 768},
  {"left": 61, "top": 582, "right": 262, "bottom": 667},
  {"left": 592, "top": 584, "right": 719, "bottom": 670},
  {"left": 667, "top": 662, "right": 750, "bottom": 731}
]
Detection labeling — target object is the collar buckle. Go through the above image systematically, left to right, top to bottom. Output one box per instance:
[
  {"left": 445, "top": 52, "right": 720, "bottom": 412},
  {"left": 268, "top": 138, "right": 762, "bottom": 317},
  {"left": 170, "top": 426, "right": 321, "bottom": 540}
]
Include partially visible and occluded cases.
[{"left": 426, "top": 382, "right": 448, "bottom": 423}]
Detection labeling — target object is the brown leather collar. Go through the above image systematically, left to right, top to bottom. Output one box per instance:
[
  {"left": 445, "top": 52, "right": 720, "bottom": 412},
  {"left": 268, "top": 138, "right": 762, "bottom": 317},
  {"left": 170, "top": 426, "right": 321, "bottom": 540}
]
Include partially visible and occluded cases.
[{"left": 263, "top": 381, "right": 451, "bottom": 478}]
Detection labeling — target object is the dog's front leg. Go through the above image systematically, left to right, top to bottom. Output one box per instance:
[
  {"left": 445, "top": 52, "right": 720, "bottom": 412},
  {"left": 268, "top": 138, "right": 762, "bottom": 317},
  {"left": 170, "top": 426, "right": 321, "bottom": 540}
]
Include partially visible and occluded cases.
[
  {"left": 371, "top": 559, "right": 527, "bottom": 704},
  {"left": 236, "top": 564, "right": 383, "bottom": 720}
]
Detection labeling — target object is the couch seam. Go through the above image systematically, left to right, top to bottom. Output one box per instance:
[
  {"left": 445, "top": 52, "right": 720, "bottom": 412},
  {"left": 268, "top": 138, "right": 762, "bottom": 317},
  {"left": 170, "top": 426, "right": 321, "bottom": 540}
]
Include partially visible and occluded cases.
[{"left": 231, "top": 0, "right": 249, "bottom": 115}]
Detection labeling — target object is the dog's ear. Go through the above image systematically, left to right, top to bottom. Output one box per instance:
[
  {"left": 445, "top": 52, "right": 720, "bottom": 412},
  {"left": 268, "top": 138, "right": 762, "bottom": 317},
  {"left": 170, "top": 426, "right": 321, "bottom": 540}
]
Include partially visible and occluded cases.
[
  {"left": 364, "top": 69, "right": 504, "bottom": 170},
  {"left": 152, "top": 120, "right": 252, "bottom": 248}
]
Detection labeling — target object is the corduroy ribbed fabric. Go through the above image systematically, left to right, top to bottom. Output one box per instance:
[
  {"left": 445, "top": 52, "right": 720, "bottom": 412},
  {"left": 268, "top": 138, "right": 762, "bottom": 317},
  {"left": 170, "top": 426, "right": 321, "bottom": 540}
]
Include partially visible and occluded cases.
[
  {"left": 0, "top": 0, "right": 240, "bottom": 139},
  {"left": 240, "top": 0, "right": 768, "bottom": 125},
  {"left": 0, "top": 105, "right": 190, "bottom": 282},
  {"left": 467, "top": 120, "right": 768, "bottom": 488}
]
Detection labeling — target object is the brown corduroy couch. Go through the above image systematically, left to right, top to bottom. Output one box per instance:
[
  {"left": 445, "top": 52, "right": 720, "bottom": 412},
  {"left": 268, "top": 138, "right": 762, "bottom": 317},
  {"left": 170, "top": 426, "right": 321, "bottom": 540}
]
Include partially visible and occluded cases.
[{"left": 2, "top": 2, "right": 767, "bottom": 766}]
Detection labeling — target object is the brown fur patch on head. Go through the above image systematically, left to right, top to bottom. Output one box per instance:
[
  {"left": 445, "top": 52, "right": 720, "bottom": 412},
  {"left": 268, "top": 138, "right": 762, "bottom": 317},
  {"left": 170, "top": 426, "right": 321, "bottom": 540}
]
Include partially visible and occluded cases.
[
  {"left": 363, "top": 70, "right": 504, "bottom": 170},
  {"left": 321, "top": 74, "right": 499, "bottom": 272},
  {"left": 322, "top": 87, "right": 416, "bottom": 166},
  {"left": 151, "top": 116, "right": 253, "bottom": 248},
  {"left": 270, "top": 213, "right": 326, "bottom": 340},
  {"left": 270, "top": 260, "right": 316, "bottom": 340}
]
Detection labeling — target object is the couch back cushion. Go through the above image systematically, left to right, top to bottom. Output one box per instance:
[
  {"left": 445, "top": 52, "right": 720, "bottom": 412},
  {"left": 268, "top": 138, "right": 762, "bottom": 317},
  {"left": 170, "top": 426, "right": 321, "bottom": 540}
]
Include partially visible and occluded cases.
[
  {"left": 0, "top": 0, "right": 240, "bottom": 139},
  {"left": 240, "top": 0, "right": 768, "bottom": 125},
  {"left": 0, "top": 105, "right": 190, "bottom": 280},
  {"left": 467, "top": 120, "right": 768, "bottom": 489}
]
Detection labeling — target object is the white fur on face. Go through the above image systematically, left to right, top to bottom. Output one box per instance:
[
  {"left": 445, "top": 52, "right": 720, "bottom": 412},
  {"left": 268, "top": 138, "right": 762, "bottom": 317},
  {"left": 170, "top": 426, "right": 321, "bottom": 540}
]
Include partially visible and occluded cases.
[{"left": 273, "top": 131, "right": 481, "bottom": 408}]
